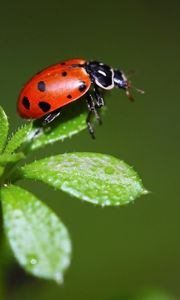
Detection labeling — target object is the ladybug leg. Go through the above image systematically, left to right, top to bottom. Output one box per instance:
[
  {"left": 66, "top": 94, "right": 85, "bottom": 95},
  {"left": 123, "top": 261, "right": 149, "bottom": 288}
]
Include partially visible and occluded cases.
[
  {"left": 93, "top": 84, "right": 105, "bottom": 108},
  {"left": 93, "top": 84, "right": 104, "bottom": 126},
  {"left": 85, "top": 91, "right": 101, "bottom": 139},
  {"left": 33, "top": 108, "right": 61, "bottom": 139},
  {"left": 42, "top": 108, "right": 61, "bottom": 125}
]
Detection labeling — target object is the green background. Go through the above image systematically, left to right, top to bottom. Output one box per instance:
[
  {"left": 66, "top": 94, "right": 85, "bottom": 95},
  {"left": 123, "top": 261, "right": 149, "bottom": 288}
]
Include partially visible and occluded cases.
[{"left": 0, "top": 0, "right": 180, "bottom": 299}]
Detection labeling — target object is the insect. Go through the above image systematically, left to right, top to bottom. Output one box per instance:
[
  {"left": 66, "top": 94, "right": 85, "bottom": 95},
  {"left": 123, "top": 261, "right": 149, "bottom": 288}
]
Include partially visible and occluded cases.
[{"left": 17, "top": 58, "right": 143, "bottom": 138}]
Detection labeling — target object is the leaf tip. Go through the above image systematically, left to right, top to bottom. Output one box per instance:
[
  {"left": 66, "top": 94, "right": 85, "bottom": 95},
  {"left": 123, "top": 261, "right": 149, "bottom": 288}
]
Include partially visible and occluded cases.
[
  {"left": 142, "top": 188, "right": 150, "bottom": 195},
  {"left": 55, "top": 272, "right": 64, "bottom": 285}
]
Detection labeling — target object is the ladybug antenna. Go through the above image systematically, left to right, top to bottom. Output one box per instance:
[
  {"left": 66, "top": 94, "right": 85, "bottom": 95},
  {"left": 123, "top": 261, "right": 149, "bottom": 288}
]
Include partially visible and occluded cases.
[
  {"left": 124, "top": 76, "right": 145, "bottom": 101},
  {"left": 131, "top": 84, "right": 145, "bottom": 94},
  {"left": 125, "top": 87, "right": 134, "bottom": 101}
]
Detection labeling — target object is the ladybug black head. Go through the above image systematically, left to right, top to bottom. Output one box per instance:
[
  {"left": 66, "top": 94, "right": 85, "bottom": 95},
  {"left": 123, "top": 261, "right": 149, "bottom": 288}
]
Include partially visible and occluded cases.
[
  {"left": 84, "top": 61, "right": 144, "bottom": 101},
  {"left": 113, "top": 69, "right": 144, "bottom": 101},
  {"left": 113, "top": 69, "right": 134, "bottom": 100},
  {"left": 113, "top": 70, "right": 128, "bottom": 89}
]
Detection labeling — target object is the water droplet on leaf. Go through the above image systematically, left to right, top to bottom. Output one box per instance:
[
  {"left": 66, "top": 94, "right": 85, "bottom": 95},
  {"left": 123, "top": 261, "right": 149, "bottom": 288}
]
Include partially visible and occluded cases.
[
  {"left": 26, "top": 254, "right": 38, "bottom": 268},
  {"left": 30, "top": 258, "right": 37, "bottom": 265}
]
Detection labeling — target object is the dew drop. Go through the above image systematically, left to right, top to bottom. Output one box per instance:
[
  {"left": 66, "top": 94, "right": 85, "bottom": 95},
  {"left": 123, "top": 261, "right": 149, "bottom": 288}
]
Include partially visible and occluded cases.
[
  {"left": 26, "top": 254, "right": 38, "bottom": 268},
  {"left": 30, "top": 258, "right": 37, "bottom": 265}
]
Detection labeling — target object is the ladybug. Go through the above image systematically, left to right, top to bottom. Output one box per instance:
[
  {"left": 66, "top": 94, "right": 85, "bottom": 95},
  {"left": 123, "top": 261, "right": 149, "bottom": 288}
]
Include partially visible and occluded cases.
[{"left": 17, "top": 58, "right": 143, "bottom": 138}]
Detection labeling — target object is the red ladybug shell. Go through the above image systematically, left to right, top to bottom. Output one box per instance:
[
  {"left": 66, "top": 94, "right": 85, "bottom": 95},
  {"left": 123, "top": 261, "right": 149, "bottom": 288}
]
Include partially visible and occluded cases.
[{"left": 17, "top": 58, "right": 91, "bottom": 119}]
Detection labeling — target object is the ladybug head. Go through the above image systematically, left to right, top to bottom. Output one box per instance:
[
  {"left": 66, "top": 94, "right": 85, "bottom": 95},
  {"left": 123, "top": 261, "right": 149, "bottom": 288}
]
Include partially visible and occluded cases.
[{"left": 113, "top": 70, "right": 144, "bottom": 101}]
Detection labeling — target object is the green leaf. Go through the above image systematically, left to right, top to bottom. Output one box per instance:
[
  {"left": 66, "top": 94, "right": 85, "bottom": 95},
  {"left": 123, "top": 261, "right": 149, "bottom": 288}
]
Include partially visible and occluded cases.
[
  {"left": 27, "top": 101, "right": 105, "bottom": 152},
  {"left": 0, "top": 106, "right": 9, "bottom": 153},
  {"left": 29, "top": 111, "right": 87, "bottom": 151},
  {"left": 4, "top": 122, "right": 32, "bottom": 154},
  {"left": 0, "top": 153, "right": 25, "bottom": 166},
  {"left": 20, "top": 153, "right": 148, "bottom": 206},
  {"left": 1, "top": 185, "right": 71, "bottom": 282}
]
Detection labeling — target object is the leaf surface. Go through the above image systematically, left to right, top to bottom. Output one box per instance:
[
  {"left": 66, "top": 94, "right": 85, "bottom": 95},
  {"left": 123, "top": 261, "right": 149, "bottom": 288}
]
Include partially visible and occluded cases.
[
  {"left": 21, "top": 152, "right": 147, "bottom": 206},
  {"left": 1, "top": 185, "right": 71, "bottom": 282}
]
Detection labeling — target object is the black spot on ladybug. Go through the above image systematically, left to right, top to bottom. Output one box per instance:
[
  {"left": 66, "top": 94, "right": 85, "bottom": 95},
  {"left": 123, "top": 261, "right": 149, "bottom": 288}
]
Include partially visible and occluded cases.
[
  {"left": 61, "top": 62, "right": 66, "bottom": 65},
  {"left": 62, "top": 71, "right": 67, "bottom": 76},
  {"left": 37, "top": 81, "right": 46, "bottom": 92},
  {"left": 79, "top": 81, "right": 87, "bottom": 92},
  {"left": 67, "top": 94, "right": 72, "bottom": 99},
  {"left": 22, "top": 97, "right": 30, "bottom": 110},
  {"left": 38, "top": 101, "right": 51, "bottom": 112}
]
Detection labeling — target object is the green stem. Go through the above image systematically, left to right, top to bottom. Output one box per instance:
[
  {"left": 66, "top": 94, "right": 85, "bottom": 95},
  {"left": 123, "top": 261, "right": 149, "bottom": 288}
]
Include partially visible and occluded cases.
[
  {"left": 0, "top": 157, "right": 25, "bottom": 185},
  {"left": 0, "top": 237, "right": 14, "bottom": 300}
]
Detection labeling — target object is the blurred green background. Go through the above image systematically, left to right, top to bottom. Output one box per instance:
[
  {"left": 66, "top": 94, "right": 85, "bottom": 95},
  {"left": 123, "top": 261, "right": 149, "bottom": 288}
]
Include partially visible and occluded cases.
[{"left": 0, "top": 0, "right": 180, "bottom": 299}]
